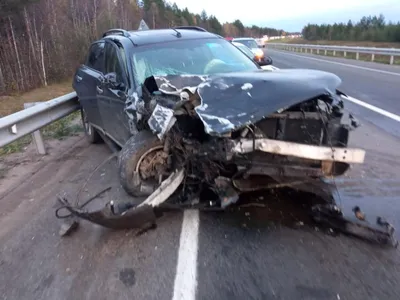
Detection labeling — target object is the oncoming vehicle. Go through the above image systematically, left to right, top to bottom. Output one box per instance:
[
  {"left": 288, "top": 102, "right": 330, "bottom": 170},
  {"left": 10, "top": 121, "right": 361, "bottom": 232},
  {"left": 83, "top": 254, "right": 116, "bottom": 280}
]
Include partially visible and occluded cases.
[
  {"left": 70, "top": 25, "right": 366, "bottom": 229},
  {"left": 232, "top": 37, "right": 272, "bottom": 66},
  {"left": 232, "top": 41, "right": 273, "bottom": 66}
]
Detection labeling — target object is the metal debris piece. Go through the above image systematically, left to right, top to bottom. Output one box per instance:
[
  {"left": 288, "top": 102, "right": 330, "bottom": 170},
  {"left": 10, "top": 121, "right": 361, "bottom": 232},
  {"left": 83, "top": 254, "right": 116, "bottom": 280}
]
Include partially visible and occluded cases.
[
  {"left": 55, "top": 169, "right": 185, "bottom": 230},
  {"left": 213, "top": 177, "right": 239, "bottom": 209},
  {"left": 311, "top": 204, "right": 398, "bottom": 248},
  {"left": 352, "top": 206, "right": 365, "bottom": 221},
  {"left": 59, "top": 218, "right": 79, "bottom": 237}
]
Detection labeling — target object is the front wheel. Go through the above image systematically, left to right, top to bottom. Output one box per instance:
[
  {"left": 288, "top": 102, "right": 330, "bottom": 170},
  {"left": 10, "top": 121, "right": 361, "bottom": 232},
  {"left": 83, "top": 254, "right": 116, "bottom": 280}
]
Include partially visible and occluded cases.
[{"left": 118, "top": 131, "right": 171, "bottom": 197}]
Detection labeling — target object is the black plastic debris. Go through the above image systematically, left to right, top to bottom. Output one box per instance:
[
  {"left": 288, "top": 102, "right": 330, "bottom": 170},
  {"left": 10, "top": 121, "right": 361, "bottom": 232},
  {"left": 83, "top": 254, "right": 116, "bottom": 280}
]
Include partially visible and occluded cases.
[{"left": 311, "top": 204, "right": 398, "bottom": 248}]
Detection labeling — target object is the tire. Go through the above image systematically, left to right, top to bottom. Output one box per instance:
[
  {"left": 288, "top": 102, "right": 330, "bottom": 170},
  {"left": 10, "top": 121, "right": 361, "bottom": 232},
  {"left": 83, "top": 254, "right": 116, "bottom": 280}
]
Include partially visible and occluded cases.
[
  {"left": 80, "top": 107, "right": 102, "bottom": 144},
  {"left": 118, "top": 131, "right": 164, "bottom": 197}
]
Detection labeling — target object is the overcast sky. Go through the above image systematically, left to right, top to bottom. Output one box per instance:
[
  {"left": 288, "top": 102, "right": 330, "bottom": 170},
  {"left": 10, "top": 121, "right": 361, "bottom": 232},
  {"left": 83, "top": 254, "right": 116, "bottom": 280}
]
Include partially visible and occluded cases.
[{"left": 171, "top": 0, "right": 400, "bottom": 32}]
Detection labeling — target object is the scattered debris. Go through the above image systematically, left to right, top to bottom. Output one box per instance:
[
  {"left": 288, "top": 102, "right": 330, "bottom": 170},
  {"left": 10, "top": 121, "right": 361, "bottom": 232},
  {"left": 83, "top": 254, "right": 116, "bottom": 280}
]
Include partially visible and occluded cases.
[
  {"left": 311, "top": 204, "right": 398, "bottom": 248},
  {"left": 59, "top": 218, "right": 79, "bottom": 237}
]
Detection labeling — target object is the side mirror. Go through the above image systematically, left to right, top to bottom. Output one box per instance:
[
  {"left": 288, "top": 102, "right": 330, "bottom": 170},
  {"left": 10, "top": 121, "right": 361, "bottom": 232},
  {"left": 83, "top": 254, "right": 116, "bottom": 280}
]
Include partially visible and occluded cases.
[{"left": 105, "top": 72, "right": 117, "bottom": 84}]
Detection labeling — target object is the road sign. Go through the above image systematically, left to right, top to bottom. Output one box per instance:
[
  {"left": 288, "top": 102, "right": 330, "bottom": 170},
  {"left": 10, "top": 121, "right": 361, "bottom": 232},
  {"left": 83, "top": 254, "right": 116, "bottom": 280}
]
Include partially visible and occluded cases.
[{"left": 138, "top": 19, "right": 149, "bottom": 31}]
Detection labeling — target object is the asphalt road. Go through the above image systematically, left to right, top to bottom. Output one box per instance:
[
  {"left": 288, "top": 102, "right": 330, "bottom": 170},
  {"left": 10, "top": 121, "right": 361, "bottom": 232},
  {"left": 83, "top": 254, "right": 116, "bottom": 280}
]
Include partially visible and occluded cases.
[{"left": 1, "top": 51, "right": 400, "bottom": 300}]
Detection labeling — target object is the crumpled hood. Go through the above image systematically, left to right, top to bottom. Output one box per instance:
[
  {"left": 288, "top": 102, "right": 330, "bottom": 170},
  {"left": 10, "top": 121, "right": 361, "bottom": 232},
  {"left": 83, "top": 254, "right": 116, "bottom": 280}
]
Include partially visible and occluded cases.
[{"left": 153, "top": 69, "right": 342, "bottom": 136}]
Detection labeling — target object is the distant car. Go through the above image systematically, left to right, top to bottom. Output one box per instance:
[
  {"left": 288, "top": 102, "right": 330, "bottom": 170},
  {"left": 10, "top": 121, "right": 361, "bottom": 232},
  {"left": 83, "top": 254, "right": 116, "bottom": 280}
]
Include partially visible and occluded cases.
[
  {"left": 232, "top": 37, "right": 272, "bottom": 66},
  {"left": 232, "top": 41, "right": 273, "bottom": 66}
]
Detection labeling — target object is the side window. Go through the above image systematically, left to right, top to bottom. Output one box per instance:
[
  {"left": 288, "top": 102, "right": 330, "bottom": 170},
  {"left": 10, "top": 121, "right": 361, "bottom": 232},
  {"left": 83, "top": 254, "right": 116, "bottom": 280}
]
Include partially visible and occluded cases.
[
  {"left": 86, "top": 42, "right": 105, "bottom": 72},
  {"left": 105, "top": 42, "right": 127, "bottom": 84}
]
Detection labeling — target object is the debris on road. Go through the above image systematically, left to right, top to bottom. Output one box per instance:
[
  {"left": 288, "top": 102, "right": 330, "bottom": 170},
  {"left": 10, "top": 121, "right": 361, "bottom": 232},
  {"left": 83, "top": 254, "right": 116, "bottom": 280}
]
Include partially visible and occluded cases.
[{"left": 311, "top": 204, "right": 398, "bottom": 248}]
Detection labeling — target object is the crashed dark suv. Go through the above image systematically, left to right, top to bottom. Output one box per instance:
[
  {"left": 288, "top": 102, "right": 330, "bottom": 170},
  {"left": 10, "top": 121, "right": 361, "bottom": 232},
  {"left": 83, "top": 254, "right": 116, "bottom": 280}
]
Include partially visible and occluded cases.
[{"left": 72, "top": 26, "right": 365, "bottom": 220}]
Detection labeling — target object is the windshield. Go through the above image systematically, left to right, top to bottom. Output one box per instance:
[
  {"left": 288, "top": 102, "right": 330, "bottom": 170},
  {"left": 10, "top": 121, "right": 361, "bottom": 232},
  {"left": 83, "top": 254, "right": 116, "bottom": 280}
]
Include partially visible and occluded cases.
[
  {"left": 132, "top": 38, "right": 259, "bottom": 85},
  {"left": 235, "top": 39, "right": 258, "bottom": 49},
  {"left": 234, "top": 43, "right": 254, "bottom": 58}
]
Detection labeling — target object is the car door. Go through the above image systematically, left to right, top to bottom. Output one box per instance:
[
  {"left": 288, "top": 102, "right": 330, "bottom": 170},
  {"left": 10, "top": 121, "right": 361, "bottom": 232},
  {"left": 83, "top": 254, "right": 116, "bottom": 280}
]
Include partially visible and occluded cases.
[
  {"left": 97, "top": 40, "right": 131, "bottom": 146},
  {"left": 73, "top": 42, "right": 105, "bottom": 131}
]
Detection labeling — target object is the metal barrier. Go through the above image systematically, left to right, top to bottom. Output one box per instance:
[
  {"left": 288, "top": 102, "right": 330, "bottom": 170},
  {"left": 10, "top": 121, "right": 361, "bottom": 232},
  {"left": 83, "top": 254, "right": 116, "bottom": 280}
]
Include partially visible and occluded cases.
[
  {"left": 267, "top": 43, "right": 400, "bottom": 64},
  {"left": 0, "top": 92, "right": 80, "bottom": 153}
]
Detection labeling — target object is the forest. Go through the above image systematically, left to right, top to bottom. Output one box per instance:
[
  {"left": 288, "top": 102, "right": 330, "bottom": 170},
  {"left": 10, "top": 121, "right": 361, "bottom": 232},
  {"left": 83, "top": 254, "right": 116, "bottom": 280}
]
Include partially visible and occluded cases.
[
  {"left": 0, "top": 0, "right": 286, "bottom": 95},
  {"left": 302, "top": 14, "right": 400, "bottom": 42}
]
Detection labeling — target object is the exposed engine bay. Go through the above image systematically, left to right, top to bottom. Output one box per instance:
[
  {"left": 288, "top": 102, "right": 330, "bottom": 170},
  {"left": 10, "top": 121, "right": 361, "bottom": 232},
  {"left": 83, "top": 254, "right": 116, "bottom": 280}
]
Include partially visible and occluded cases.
[
  {"left": 56, "top": 69, "right": 399, "bottom": 248},
  {"left": 128, "top": 69, "right": 365, "bottom": 207}
]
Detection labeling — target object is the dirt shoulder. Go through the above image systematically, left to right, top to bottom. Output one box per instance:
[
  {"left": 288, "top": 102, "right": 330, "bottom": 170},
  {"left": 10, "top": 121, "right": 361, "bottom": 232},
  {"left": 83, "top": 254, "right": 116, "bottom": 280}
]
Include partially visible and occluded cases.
[{"left": 0, "top": 81, "right": 73, "bottom": 117}]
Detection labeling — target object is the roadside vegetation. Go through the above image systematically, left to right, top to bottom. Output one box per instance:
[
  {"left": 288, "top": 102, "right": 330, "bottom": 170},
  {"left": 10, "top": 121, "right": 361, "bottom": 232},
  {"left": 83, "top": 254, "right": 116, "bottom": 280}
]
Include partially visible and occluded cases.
[
  {"left": 0, "top": 0, "right": 287, "bottom": 97},
  {"left": 268, "top": 15, "right": 400, "bottom": 65},
  {"left": 301, "top": 15, "right": 400, "bottom": 44},
  {"left": 0, "top": 82, "right": 82, "bottom": 156}
]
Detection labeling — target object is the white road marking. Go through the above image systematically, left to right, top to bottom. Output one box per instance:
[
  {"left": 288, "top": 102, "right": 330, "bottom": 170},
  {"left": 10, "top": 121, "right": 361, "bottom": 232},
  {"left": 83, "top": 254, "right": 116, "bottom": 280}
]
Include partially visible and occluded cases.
[
  {"left": 270, "top": 50, "right": 400, "bottom": 77},
  {"left": 342, "top": 95, "right": 400, "bottom": 122},
  {"left": 172, "top": 209, "right": 200, "bottom": 300}
]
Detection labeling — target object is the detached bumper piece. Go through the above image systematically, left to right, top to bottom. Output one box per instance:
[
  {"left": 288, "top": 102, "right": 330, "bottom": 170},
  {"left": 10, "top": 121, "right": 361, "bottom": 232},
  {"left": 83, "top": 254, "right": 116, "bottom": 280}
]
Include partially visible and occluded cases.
[
  {"left": 234, "top": 138, "right": 366, "bottom": 164},
  {"left": 56, "top": 169, "right": 185, "bottom": 233},
  {"left": 311, "top": 204, "right": 398, "bottom": 248}
]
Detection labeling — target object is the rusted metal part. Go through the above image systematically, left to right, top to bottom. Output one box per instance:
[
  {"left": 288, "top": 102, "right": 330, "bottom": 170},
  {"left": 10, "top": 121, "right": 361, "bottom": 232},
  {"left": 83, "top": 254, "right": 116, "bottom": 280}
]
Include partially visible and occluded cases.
[
  {"left": 233, "top": 138, "right": 366, "bottom": 164},
  {"left": 136, "top": 146, "right": 169, "bottom": 181},
  {"left": 311, "top": 204, "right": 398, "bottom": 248}
]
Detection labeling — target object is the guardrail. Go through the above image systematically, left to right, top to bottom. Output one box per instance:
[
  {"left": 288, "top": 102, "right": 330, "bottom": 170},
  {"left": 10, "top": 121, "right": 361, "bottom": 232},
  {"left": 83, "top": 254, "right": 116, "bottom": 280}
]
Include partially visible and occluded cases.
[
  {"left": 267, "top": 43, "right": 400, "bottom": 64},
  {"left": 0, "top": 92, "right": 80, "bottom": 154}
]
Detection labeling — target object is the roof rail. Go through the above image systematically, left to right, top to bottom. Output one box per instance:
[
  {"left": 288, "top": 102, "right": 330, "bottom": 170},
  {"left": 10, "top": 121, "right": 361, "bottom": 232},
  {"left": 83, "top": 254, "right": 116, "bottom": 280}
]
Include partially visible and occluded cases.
[
  {"left": 172, "top": 26, "right": 208, "bottom": 32},
  {"left": 102, "top": 29, "right": 130, "bottom": 38}
]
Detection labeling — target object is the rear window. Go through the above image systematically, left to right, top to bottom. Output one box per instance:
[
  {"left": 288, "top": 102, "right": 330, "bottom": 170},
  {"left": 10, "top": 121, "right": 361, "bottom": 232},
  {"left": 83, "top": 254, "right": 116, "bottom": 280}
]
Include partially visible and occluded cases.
[
  {"left": 132, "top": 38, "right": 259, "bottom": 85},
  {"left": 235, "top": 39, "right": 258, "bottom": 49}
]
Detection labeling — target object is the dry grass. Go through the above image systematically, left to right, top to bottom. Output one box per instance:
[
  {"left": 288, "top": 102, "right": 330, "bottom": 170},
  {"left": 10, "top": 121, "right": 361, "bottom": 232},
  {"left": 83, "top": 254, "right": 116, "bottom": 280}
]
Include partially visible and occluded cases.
[
  {"left": 0, "top": 80, "right": 73, "bottom": 117},
  {"left": 0, "top": 81, "right": 82, "bottom": 156}
]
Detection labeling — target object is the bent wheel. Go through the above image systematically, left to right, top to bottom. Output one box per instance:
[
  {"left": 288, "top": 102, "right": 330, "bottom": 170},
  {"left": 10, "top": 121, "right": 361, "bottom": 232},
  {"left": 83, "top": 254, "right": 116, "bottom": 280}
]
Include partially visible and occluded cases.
[{"left": 118, "top": 131, "right": 171, "bottom": 197}]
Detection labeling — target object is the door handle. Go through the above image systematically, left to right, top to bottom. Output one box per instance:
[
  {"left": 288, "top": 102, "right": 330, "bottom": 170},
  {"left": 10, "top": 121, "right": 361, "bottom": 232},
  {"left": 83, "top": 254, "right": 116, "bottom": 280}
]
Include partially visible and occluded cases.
[
  {"left": 75, "top": 75, "right": 82, "bottom": 82},
  {"left": 96, "top": 86, "right": 103, "bottom": 94}
]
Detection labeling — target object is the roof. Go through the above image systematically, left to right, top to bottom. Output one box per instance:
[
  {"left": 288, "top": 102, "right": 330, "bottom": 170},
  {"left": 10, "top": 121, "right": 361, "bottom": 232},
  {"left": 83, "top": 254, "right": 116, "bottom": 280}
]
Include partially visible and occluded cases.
[{"left": 119, "top": 28, "right": 220, "bottom": 46}]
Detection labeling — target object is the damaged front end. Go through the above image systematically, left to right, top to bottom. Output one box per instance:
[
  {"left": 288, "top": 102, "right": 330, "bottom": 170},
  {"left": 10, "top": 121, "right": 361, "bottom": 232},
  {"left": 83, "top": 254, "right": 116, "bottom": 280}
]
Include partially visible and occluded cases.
[
  {"left": 59, "top": 69, "right": 383, "bottom": 243},
  {"left": 134, "top": 69, "right": 365, "bottom": 205}
]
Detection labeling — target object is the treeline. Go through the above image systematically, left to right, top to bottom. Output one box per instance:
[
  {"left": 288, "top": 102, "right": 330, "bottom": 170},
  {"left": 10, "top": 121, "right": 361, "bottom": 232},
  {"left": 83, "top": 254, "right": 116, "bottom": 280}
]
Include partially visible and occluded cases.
[
  {"left": 0, "top": 0, "right": 287, "bottom": 95},
  {"left": 302, "top": 14, "right": 400, "bottom": 42}
]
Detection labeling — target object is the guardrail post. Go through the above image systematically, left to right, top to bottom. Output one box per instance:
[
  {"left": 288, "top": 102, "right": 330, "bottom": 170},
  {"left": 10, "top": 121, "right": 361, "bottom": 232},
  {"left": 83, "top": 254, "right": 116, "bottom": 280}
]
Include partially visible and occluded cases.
[
  {"left": 317, "top": 49, "right": 319, "bottom": 54},
  {"left": 324, "top": 49, "right": 327, "bottom": 55},
  {"left": 333, "top": 50, "right": 336, "bottom": 56},
  {"left": 344, "top": 51, "right": 347, "bottom": 57},
  {"left": 356, "top": 52, "right": 359, "bottom": 60},
  {"left": 371, "top": 54, "right": 375, "bottom": 62},
  {"left": 390, "top": 55, "right": 394, "bottom": 65},
  {"left": 23, "top": 102, "right": 46, "bottom": 155}
]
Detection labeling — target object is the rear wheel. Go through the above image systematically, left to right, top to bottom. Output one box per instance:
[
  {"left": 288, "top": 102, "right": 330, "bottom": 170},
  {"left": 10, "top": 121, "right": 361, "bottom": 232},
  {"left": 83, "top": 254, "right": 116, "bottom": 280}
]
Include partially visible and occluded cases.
[
  {"left": 81, "top": 107, "right": 102, "bottom": 144},
  {"left": 118, "top": 131, "right": 171, "bottom": 197}
]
